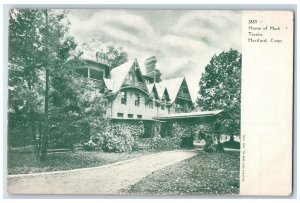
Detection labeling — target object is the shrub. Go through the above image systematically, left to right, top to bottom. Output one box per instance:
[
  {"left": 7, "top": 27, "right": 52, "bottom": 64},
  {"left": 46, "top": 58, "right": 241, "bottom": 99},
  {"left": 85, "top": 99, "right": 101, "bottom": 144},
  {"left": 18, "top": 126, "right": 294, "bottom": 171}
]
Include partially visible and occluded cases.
[
  {"left": 82, "top": 120, "right": 145, "bottom": 152},
  {"left": 101, "top": 121, "right": 144, "bottom": 153},
  {"left": 150, "top": 121, "right": 181, "bottom": 150},
  {"left": 150, "top": 122, "right": 195, "bottom": 150},
  {"left": 102, "top": 127, "right": 134, "bottom": 152},
  {"left": 151, "top": 135, "right": 181, "bottom": 150},
  {"left": 222, "top": 135, "right": 240, "bottom": 149},
  {"left": 83, "top": 140, "right": 99, "bottom": 151}
]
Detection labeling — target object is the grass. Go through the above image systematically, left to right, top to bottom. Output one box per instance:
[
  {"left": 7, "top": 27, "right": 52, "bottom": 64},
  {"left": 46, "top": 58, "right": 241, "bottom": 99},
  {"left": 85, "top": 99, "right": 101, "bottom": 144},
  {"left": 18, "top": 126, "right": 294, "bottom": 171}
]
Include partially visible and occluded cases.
[
  {"left": 8, "top": 150, "right": 154, "bottom": 175},
  {"left": 124, "top": 150, "right": 240, "bottom": 195}
]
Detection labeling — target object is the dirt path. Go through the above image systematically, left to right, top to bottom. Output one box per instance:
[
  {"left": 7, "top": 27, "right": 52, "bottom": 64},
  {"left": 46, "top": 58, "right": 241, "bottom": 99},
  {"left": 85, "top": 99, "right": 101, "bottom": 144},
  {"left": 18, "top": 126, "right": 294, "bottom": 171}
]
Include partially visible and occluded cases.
[{"left": 7, "top": 150, "right": 197, "bottom": 194}]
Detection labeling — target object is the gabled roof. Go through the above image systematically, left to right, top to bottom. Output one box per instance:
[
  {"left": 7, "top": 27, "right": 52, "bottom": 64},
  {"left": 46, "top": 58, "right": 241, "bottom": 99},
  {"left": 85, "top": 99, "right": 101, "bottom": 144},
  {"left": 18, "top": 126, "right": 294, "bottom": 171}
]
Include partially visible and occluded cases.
[
  {"left": 108, "top": 59, "right": 136, "bottom": 94},
  {"left": 156, "top": 77, "right": 185, "bottom": 103},
  {"left": 103, "top": 78, "right": 114, "bottom": 91},
  {"left": 147, "top": 83, "right": 161, "bottom": 100},
  {"left": 155, "top": 83, "right": 166, "bottom": 99},
  {"left": 146, "top": 84, "right": 154, "bottom": 93}
]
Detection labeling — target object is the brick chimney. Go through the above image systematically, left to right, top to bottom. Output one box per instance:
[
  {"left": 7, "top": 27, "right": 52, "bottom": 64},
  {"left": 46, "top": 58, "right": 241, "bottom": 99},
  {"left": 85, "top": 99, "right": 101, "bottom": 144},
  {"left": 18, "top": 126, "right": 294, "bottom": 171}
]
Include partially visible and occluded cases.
[
  {"left": 145, "top": 56, "right": 161, "bottom": 82},
  {"left": 145, "top": 56, "right": 157, "bottom": 73}
]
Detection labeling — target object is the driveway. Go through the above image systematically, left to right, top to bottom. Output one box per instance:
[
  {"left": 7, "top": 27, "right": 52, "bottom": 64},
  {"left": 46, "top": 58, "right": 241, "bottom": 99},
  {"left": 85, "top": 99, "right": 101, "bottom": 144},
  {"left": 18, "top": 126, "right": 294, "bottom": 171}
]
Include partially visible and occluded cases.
[{"left": 7, "top": 150, "right": 197, "bottom": 194}]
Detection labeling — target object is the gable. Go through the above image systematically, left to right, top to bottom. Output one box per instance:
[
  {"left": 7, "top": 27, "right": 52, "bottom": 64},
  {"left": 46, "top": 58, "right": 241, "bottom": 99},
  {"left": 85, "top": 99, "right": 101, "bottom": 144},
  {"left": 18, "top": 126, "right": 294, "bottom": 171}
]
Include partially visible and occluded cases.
[
  {"left": 108, "top": 59, "right": 149, "bottom": 96},
  {"left": 109, "top": 59, "right": 135, "bottom": 93},
  {"left": 119, "top": 59, "right": 149, "bottom": 95},
  {"left": 157, "top": 77, "right": 183, "bottom": 103},
  {"left": 176, "top": 78, "right": 192, "bottom": 101},
  {"left": 151, "top": 85, "right": 160, "bottom": 100},
  {"left": 162, "top": 88, "right": 171, "bottom": 102}
]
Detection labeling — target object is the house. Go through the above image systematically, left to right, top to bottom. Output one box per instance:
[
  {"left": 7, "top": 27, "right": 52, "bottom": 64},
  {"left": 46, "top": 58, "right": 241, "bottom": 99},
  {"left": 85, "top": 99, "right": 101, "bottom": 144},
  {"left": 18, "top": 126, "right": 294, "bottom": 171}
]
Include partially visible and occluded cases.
[
  {"left": 74, "top": 52, "right": 224, "bottom": 140},
  {"left": 75, "top": 53, "right": 194, "bottom": 120}
]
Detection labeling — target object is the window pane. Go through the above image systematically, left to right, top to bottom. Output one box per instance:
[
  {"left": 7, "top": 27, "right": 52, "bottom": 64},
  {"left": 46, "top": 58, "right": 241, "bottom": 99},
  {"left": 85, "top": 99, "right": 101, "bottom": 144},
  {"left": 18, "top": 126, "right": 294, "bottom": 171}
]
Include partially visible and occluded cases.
[
  {"left": 76, "top": 68, "right": 88, "bottom": 77},
  {"left": 90, "top": 69, "right": 103, "bottom": 80},
  {"left": 121, "top": 91, "right": 127, "bottom": 104},
  {"left": 135, "top": 93, "right": 140, "bottom": 106}
]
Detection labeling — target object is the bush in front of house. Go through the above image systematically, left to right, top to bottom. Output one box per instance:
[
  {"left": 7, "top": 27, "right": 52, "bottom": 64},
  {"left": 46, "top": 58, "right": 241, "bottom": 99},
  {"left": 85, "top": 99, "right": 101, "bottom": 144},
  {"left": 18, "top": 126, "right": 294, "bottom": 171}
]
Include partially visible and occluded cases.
[
  {"left": 82, "top": 121, "right": 145, "bottom": 153},
  {"left": 149, "top": 121, "right": 179, "bottom": 150},
  {"left": 150, "top": 122, "right": 193, "bottom": 150},
  {"left": 173, "top": 122, "right": 194, "bottom": 148},
  {"left": 102, "top": 127, "right": 134, "bottom": 152},
  {"left": 151, "top": 135, "right": 181, "bottom": 150}
]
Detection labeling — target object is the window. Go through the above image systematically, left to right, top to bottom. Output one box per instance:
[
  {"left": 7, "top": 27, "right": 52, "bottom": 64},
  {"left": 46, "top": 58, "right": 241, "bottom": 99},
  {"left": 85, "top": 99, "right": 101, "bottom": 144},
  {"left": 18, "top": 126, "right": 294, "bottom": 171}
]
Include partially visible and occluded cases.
[
  {"left": 76, "top": 68, "right": 88, "bottom": 77},
  {"left": 90, "top": 69, "right": 103, "bottom": 80},
  {"left": 121, "top": 91, "right": 127, "bottom": 104},
  {"left": 135, "top": 93, "right": 140, "bottom": 106},
  {"left": 161, "top": 99, "right": 165, "bottom": 110},
  {"left": 103, "top": 100, "right": 108, "bottom": 107},
  {"left": 149, "top": 101, "right": 153, "bottom": 109},
  {"left": 117, "top": 113, "right": 124, "bottom": 118},
  {"left": 128, "top": 114, "right": 133, "bottom": 118},
  {"left": 137, "top": 115, "right": 142, "bottom": 119}
]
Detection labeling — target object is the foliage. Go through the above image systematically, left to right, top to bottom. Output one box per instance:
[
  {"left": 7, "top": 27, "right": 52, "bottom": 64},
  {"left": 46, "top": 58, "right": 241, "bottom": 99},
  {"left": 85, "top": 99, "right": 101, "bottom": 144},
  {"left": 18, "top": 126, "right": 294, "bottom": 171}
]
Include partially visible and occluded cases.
[
  {"left": 8, "top": 9, "right": 107, "bottom": 160},
  {"left": 77, "top": 39, "right": 128, "bottom": 68},
  {"left": 106, "top": 45, "right": 128, "bottom": 68},
  {"left": 197, "top": 49, "right": 241, "bottom": 136},
  {"left": 85, "top": 121, "right": 145, "bottom": 153},
  {"left": 151, "top": 122, "right": 194, "bottom": 150},
  {"left": 102, "top": 127, "right": 134, "bottom": 153},
  {"left": 151, "top": 136, "right": 181, "bottom": 150},
  {"left": 221, "top": 136, "right": 240, "bottom": 149},
  {"left": 82, "top": 140, "right": 99, "bottom": 151},
  {"left": 125, "top": 151, "right": 240, "bottom": 195}
]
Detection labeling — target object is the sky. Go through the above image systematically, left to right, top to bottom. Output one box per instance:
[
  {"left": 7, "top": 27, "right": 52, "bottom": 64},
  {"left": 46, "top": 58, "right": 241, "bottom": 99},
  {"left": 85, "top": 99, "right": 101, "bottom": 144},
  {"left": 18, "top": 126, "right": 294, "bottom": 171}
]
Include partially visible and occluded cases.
[{"left": 67, "top": 10, "right": 242, "bottom": 102}]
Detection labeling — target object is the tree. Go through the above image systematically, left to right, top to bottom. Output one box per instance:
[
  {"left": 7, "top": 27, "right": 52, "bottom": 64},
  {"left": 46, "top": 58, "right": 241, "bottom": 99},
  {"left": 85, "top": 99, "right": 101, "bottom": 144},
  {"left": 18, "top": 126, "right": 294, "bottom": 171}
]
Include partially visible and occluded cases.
[
  {"left": 8, "top": 9, "right": 107, "bottom": 161},
  {"left": 9, "top": 9, "right": 49, "bottom": 156},
  {"left": 77, "top": 39, "right": 128, "bottom": 68},
  {"left": 106, "top": 45, "right": 128, "bottom": 68},
  {"left": 197, "top": 49, "right": 241, "bottom": 140}
]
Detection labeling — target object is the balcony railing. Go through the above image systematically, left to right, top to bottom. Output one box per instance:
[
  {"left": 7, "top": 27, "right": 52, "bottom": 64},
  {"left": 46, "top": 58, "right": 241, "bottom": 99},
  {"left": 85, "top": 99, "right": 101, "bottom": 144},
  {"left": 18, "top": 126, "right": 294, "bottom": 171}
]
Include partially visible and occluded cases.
[
  {"left": 89, "top": 78, "right": 105, "bottom": 89},
  {"left": 177, "top": 92, "right": 191, "bottom": 100}
]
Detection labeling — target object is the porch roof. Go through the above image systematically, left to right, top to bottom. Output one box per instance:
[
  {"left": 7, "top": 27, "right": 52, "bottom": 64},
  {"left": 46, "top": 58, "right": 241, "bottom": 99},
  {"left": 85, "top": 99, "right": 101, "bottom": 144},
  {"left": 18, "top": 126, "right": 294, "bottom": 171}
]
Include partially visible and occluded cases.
[
  {"left": 154, "top": 110, "right": 223, "bottom": 120},
  {"left": 107, "top": 117, "right": 162, "bottom": 122}
]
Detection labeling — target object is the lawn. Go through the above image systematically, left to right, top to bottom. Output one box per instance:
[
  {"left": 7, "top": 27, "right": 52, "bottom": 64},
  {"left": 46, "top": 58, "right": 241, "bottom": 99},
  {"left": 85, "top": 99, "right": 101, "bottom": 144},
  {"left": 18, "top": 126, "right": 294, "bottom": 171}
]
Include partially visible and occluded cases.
[
  {"left": 8, "top": 150, "right": 154, "bottom": 175},
  {"left": 124, "top": 151, "right": 240, "bottom": 195}
]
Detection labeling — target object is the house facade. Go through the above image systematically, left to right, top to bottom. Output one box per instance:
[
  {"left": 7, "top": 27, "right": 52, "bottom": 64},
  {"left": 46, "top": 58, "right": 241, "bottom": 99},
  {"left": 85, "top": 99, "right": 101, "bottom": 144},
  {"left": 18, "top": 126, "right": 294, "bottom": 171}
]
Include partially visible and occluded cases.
[{"left": 75, "top": 53, "right": 194, "bottom": 120}]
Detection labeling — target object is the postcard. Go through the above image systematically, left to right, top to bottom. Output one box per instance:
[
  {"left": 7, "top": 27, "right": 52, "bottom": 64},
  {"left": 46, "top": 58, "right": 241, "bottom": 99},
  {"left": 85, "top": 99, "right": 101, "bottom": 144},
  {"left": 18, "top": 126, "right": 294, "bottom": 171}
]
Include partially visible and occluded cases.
[{"left": 5, "top": 9, "right": 294, "bottom": 196}]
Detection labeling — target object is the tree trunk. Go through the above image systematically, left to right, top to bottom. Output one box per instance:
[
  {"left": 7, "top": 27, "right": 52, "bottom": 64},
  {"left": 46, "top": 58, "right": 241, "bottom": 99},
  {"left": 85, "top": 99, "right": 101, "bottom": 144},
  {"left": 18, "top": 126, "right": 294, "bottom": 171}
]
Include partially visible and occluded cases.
[
  {"left": 40, "top": 10, "right": 50, "bottom": 161},
  {"left": 40, "top": 66, "right": 50, "bottom": 161},
  {"left": 27, "top": 79, "right": 40, "bottom": 160},
  {"left": 30, "top": 110, "right": 39, "bottom": 160}
]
